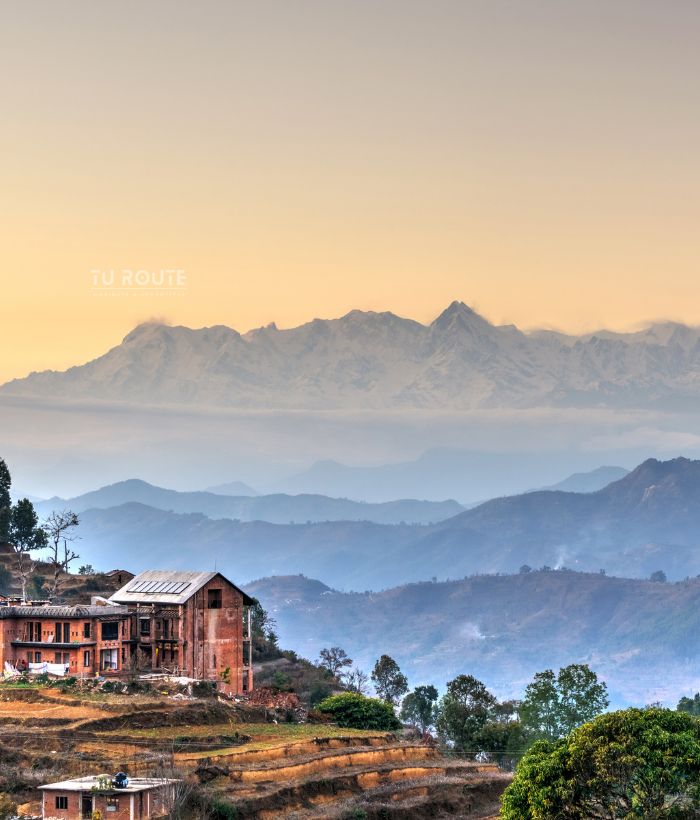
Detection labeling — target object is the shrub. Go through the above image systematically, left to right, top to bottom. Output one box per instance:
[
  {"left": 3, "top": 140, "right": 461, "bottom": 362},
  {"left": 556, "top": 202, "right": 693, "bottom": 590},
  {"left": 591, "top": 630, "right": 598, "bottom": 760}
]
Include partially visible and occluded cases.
[{"left": 317, "top": 692, "right": 401, "bottom": 731}]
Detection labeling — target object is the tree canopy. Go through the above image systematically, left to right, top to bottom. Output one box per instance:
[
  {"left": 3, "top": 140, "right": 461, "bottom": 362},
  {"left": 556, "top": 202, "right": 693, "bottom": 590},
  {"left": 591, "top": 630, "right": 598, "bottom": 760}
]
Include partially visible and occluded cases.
[
  {"left": 371, "top": 655, "right": 408, "bottom": 705},
  {"left": 519, "top": 663, "right": 609, "bottom": 743},
  {"left": 400, "top": 685, "right": 439, "bottom": 733},
  {"left": 501, "top": 708, "right": 700, "bottom": 819}
]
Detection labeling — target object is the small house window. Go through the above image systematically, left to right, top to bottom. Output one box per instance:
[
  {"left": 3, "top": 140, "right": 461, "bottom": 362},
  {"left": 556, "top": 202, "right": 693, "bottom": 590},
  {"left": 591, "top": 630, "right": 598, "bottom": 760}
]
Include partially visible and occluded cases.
[
  {"left": 208, "top": 589, "right": 222, "bottom": 609},
  {"left": 139, "top": 618, "right": 151, "bottom": 636},
  {"left": 101, "top": 621, "right": 119, "bottom": 641},
  {"left": 83, "top": 622, "right": 91, "bottom": 638},
  {"left": 83, "top": 650, "right": 91, "bottom": 668},
  {"left": 55, "top": 795, "right": 68, "bottom": 809},
  {"left": 106, "top": 796, "right": 119, "bottom": 811}
]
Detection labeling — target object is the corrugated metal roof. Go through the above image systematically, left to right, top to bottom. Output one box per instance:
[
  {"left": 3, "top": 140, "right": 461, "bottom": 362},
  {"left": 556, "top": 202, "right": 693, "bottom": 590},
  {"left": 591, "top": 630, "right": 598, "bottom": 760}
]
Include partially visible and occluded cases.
[
  {"left": 108, "top": 569, "right": 254, "bottom": 606},
  {"left": 0, "top": 605, "right": 127, "bottom": 619}
]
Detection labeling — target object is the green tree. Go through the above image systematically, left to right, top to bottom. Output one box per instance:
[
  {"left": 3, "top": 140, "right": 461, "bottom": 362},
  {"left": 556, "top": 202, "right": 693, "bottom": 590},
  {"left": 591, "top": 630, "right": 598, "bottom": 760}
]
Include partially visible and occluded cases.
[
  {"left": 0, "top": 458, "right": 11, "bottom": 543},
  {"left": 8, "top": 498, "right": 47, "bottom": 600},
  {"left": 78, "top": 564, "right": 95, "bottom": 575},
  {"left": 650, "top": 569, "right": 667, "bottom": 583},
  {"left": 371, "top": 655, "right": 408, "bottom": 705},
  {"left": 519, "top": 663, "right": 608, "bottom": 743},
  {"left": 435, "top": 674, "right": 498, "bottom": 755},
  {"left": 400, "top": 685, "right": 439, "bottom": 733},
  {"left": 317, "top": 692, "right": 401, "bottom": 731},
  {"left": 677, "top": 693, "right": 700, "bottom": 716},
  {"left": 501, "top": 708, "right": 700, "bottom": 819}
]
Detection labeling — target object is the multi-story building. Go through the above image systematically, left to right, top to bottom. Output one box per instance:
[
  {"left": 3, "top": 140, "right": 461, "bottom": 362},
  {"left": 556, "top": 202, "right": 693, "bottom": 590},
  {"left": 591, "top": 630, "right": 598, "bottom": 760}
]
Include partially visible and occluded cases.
[
  {"left": 109, "top": 569, "right": 254, "bottom": 694},
  {"left": 0, "top": 603, "right": 131, "bottom": 676}
]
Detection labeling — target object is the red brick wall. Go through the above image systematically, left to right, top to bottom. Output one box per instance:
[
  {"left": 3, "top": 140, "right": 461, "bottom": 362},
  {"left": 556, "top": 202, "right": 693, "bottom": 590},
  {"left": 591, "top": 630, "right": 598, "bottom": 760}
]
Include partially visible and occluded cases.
[{"left": 180, "top": 575, "right": 246, "bottom": 693}]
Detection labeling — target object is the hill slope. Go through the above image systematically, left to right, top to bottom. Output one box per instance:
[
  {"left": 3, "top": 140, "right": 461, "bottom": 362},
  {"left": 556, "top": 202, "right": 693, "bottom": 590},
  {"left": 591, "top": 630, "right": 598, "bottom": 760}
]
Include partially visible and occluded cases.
[
  {"left": 5, "top": 303, "right": 700, "bottom": 410},
  {"left": 72, "top": 458, "right": 700, "bottom": 588},
  {"left": 34, "top": 479, "right": 462, "bottom": 525},
  {"left": 246, "top": 571, "right": 700, "bottom": 707}
]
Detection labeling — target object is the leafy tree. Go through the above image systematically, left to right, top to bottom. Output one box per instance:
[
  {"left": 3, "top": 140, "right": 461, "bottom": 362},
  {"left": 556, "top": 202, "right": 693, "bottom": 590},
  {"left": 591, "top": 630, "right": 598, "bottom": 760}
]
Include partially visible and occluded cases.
[
  {"left": 0, "top": 458, "right": 11, "bottom": 543},
  {"left": 8, "top": 498, "right": 47, "bottom": 600},
  {"left": 43, "top": 509, "right": 80, "bottom": 600},
  {"left": 78, "top": 564, "right": 95, "bottom": 575},
  {"left": 519, "top": 564, "right": 532, "bottom": 574},
  {"left": 650, "top": 569, "right": 667, "bottom": 583},
  {"left": 247, "top": 597, "right": 280, "bottom": 661},
  {"left": 318, "top": 646, "right": 353, "bottom": 677},
  {"left": 371, "top": 655, "right": 408, "bottom": 705},
  {"left": 519, "top": 663, "right": 608, "bottom": 743},
  {"left": 345, "top": 667, "right": 370, "bottom": 695},
  {"left": 435, "top": 674, "right": 498, "bottom": 755},
  {"left": 400, "top": 684, "right": 439, "bottom": 733},
  {"left": 317, "top": 692, "right": 401, "bottom": 731},
  {"left": 677, "top": 693, "right": 700, "bottom": 716},
  {"left": 478, "top": 700, "right": 526, "bottom": 769},
  {"left": 501, "top": 708, "right": 700, "bottom": 819}
]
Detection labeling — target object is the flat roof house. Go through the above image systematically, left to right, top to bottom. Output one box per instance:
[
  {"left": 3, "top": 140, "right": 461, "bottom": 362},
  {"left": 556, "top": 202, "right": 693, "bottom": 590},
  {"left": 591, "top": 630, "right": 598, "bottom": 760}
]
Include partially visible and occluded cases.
[
  {"left": 109, "top": 570, "right": 255, "bottom": 694},
  {"left": 39, "top": 775, "right": 179, "bottom": 820}
]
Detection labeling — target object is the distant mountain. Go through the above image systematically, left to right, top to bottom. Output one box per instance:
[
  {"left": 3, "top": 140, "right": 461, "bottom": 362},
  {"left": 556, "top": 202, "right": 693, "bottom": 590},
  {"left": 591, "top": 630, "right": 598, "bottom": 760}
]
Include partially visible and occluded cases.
[
  {"left": 5, "top": 303, "right": 700, "bottom": 410},
  {"left": 273, "top": 449, "right": 616, "bottom": 503},
  {"left": 72, "top": 458, "right": 700, "bottom": 588},
  {"left": 539, "top": 465, "right": 629, "bottom": 493},
  {"left": 36, "top": 479, "right": 462, "bottom": 525},
  {"left": 205, "top": 481, "right": 259, "bottom": 497},
  {"left": 245, "top": 571, "right": 700, "bottom": 707}
]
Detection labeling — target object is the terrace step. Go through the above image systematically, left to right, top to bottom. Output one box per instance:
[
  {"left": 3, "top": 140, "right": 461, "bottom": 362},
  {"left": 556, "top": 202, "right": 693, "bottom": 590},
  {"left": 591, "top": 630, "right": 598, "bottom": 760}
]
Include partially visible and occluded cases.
[
  {"left": 226, "top": 743, "right": 442, "bottom": 784},
  {"left": 220, "top": 757, "right": 504, "bottom": 818}
]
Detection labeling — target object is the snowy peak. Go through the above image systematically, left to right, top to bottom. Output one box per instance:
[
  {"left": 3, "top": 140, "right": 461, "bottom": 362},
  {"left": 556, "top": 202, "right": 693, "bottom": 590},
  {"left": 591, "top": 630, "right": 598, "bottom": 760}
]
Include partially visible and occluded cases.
[{"left": 4, "top": 303, "right": 700, "bottom": 411}]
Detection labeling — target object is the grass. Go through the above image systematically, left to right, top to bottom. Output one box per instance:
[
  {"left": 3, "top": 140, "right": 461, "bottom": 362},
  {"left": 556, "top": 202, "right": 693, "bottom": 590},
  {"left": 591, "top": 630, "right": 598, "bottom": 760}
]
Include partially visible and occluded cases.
[{"left": 99, "top": 721, "right": 384, "bottom": 757}]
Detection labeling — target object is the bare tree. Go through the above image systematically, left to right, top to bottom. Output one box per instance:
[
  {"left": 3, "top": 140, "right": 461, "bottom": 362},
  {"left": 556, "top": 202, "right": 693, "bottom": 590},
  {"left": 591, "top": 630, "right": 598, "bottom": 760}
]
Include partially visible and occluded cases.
[
  {"left": 43, "top": 510, "right": 80, "bottom": 600},
  {"left": 318, "top": 646, "right": 353, "bottom": 678},
  {"left": 345, "top": 667, "right": 370, "bottom": 695}
]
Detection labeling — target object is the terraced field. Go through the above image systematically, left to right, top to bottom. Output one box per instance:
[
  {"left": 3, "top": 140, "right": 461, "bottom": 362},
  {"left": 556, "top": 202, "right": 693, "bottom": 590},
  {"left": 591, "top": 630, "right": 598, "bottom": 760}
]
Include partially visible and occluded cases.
[{"left": 0, "top": 684, "right": 510, "bottom": 818}]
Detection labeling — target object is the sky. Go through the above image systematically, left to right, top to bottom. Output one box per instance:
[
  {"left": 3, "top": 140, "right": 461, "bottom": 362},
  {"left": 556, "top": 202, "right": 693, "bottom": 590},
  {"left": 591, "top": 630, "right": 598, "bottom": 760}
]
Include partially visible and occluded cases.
[{"left": 1, "top": 0, "right": 699, "bottom": 382}]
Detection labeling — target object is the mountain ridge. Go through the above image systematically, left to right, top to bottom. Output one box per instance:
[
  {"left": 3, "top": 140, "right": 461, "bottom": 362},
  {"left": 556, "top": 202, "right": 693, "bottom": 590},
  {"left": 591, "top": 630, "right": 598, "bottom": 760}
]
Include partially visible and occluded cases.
[{"left": 5, "top": 303, "right": 700, "bottom": 410}]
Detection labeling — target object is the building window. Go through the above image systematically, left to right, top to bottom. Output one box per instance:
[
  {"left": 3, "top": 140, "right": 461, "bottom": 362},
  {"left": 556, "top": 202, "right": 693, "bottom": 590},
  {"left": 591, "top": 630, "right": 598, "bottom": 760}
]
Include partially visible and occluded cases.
[
  {"left": 208, "top": 589, "right": 222, "bottom": 609},
  {"left": 139, "top": 618, "right": 151, "bottom": 636},
  {"left": 28, "top": 621, "right": 42, "bottom": 642},
  {"left": 101, "top": 621, "right": 119, "bottom": 641},
  {"left": 83, "top": 622, "right": 91, "bottom": 639},
  {"left": 100, "top": 648, "right": 118, "bottom": 671},
  {"left": 83, "top": 650, "right": 91, "bottom": 668},
  {"left": 29, "top": 651, "right": 41, "bottom": 663},
  {"left": 55, "top": 652, "right": 69, "bottom": 664},
  {"left": 55, "top": 795, "right": 68, "bottom": 810},
  {"left": 106, "top": 796, "right": 119, "bottom": 812}
]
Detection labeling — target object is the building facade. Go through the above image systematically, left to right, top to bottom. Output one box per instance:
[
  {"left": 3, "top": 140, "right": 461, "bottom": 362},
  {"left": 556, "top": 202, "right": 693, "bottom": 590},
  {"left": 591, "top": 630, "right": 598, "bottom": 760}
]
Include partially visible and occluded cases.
[
  {"left": 109, "top": 570, "right": 254, "bottom": 694},
  {"left": 0, "top": 604, "right": 131, "bottom": 677}
]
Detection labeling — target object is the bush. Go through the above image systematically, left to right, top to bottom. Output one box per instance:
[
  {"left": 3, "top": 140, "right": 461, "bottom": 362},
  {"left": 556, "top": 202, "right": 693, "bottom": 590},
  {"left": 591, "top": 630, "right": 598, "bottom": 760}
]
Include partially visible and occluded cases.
[
  {"left": 317, "top": 693, "right": 401, "bottom": 731},
  {"left": 501, "top": 708, "right": 700, "bottom": 818}
]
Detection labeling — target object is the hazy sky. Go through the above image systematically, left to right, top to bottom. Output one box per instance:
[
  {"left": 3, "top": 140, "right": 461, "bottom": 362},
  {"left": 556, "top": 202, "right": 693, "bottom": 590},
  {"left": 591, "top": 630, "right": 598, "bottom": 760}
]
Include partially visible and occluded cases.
[{"left": 2, "top": 1, "right": 699, "bottom": 382}]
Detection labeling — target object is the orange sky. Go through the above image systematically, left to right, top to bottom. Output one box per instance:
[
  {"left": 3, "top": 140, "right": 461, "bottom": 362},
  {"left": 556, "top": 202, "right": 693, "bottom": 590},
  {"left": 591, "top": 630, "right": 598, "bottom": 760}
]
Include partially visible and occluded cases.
[{"left": 2, "top": 1, "right": 699, "bottom": 383}]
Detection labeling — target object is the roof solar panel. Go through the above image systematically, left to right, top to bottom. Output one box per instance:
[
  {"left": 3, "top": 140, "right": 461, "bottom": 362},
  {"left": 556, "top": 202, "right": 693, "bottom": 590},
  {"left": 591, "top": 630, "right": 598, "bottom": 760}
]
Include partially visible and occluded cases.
[{"left": 124, "top": 578, "right": 194, "bottom": 596}]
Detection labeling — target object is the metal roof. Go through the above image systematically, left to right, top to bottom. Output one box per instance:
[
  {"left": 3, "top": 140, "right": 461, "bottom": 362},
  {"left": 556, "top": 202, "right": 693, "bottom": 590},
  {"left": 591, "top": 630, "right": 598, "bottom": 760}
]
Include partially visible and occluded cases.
[
  {"left": 108, "top": 569, "right": 254, "bottom": 606},
  {"left": 0, "top": 605, "right": 127, "bottom": 619}
]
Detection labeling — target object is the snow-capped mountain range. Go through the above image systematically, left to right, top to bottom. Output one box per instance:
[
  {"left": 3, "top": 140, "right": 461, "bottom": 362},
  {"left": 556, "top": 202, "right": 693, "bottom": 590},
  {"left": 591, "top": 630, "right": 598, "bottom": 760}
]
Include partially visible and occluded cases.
[{"left": 4, "top": 301, "right": 700, "bottom": 409}]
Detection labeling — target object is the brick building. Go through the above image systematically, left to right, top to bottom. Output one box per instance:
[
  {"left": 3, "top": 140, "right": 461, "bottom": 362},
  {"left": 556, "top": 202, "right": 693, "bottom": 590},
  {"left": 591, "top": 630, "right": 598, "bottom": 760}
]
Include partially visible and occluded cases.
[
  {"left": 109, "top": 570, "right": 254, "bottom": 694},
  {"left": 0, "top": 604, "right": 131, "bottom": 676},
  {"left": 39, "top": 775, "right": 178, "bottom": 820}
]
